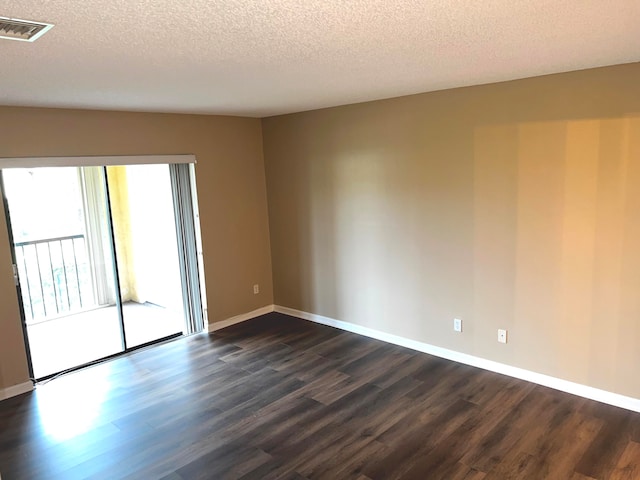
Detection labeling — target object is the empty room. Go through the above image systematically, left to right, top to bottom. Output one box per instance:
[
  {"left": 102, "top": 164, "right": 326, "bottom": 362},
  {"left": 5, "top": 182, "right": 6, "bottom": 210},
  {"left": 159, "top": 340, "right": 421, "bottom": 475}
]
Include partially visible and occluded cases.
[{"left": 1, "top": 1, "right": 640, "bottom": 479}]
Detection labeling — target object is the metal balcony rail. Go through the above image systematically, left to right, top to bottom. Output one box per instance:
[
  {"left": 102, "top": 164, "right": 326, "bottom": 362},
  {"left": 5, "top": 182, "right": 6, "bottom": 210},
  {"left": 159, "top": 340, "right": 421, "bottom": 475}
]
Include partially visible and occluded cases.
[{"left": 15, "top": 234, "right": 93, "bottom": 321}]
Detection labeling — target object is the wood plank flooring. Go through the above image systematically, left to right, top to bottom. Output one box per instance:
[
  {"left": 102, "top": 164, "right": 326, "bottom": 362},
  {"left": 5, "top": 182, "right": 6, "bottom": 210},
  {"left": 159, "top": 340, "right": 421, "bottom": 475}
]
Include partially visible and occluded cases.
[{"left": 1, "top": 312, "right": 640, "bottom": 479}]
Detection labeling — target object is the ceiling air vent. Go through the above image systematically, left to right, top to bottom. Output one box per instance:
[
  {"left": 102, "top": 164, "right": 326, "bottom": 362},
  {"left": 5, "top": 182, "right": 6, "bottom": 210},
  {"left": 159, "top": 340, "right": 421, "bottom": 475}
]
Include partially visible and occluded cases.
[{"left": 0, "top": 16, "right": 54, "bottom": 42}]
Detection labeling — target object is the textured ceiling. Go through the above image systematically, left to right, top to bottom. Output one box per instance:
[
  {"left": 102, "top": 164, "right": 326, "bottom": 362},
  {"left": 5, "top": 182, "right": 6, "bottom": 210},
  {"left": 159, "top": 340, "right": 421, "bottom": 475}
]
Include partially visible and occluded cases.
[{"left": 1, "top": 0, "right": 639, "bottom": 117}]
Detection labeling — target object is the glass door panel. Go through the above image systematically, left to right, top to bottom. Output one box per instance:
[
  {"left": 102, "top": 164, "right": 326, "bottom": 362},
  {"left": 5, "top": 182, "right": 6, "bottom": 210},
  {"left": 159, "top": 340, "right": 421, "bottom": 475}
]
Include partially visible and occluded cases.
[
  {"left": 106, "top": 164, "right": 185, "bottom": 348},
  {"left": 3, "top": 167, "right": 124, "bottom": 378}
]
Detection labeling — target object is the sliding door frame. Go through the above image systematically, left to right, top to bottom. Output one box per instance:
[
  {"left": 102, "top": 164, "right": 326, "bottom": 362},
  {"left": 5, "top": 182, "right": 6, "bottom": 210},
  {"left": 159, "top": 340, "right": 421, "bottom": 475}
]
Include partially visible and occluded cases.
[
  {"left": 0, "top": 156, "right": 204, "bottom": 382},
  {"left": 102, "top": 166, "right": 128, "bottom": 352},
  {"left": 0, "top": 171, "right": 36, "bottom": 381}
]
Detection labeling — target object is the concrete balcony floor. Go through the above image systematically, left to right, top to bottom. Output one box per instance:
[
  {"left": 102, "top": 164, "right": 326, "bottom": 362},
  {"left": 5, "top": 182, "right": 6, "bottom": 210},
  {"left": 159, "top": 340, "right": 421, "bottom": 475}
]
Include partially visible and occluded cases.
[{"left": 26, "top": 302, "right": 184, "bottom": 378}]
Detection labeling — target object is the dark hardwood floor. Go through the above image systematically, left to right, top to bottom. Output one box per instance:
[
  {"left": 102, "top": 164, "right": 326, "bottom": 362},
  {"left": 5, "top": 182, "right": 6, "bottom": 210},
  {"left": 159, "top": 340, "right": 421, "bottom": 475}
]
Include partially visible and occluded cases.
[{"left": 1, "top": 312, "right": 640, "bottom": 479}]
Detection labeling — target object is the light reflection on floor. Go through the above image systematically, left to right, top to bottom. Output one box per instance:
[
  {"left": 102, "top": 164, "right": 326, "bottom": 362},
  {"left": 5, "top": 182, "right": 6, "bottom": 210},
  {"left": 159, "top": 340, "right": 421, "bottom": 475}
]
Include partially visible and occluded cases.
[{"left": 35, "top": 364, "right": 112, "bottom": 442}]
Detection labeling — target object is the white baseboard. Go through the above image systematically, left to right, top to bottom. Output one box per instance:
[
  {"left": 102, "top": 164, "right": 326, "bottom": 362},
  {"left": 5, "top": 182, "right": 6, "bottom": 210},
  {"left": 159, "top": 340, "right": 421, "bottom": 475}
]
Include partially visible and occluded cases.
[
  {"left": 208, "top": 304, "right": 275, "bottom": 332},
  {"left": 274, "top": 305, "right": 640, "bottom": 413},
  {"left": 0, "top": 381, "right": 33, "bottom": 401}
]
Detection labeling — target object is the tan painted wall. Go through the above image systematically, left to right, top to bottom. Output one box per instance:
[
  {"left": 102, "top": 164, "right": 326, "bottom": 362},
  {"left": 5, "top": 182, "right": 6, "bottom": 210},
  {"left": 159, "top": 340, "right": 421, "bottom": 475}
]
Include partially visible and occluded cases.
[
  {"left": 262, "top": 62, "right": 640, "bottom": 399},
  {"left": 0, "top": 107, "right": 273, "bottom": 391}
]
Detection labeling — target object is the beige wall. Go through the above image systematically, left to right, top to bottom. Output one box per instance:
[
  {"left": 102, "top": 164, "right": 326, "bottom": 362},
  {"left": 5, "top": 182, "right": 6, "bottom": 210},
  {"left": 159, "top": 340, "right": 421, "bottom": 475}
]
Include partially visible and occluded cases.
[
  {"left": 262, "top": 62, "right": 640, "bottom": 399},
  {"left": 0, "top": 107, "right": 273, "bottom": 391}
]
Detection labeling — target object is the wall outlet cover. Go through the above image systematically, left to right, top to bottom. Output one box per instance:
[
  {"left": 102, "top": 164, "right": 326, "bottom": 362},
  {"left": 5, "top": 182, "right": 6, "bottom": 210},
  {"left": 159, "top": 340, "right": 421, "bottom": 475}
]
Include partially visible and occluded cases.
[
  {"left": 454, "top": 318, "right": 462, "bottom": 332},
  {"left": 498, "top": 329, "right": 508, "bottom": 344}
]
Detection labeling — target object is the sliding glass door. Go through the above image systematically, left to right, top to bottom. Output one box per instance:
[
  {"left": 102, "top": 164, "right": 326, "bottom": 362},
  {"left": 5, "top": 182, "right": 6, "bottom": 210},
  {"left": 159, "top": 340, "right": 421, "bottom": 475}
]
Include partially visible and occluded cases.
[
  {"left": 1, "top": 162, "right": 203, "bottom": 379},
  {"left": 105, "top": 164, "right": 185, "bottom": 348},
  {"left": 3, "top": 167, "right": 124, "bottom": 378}
]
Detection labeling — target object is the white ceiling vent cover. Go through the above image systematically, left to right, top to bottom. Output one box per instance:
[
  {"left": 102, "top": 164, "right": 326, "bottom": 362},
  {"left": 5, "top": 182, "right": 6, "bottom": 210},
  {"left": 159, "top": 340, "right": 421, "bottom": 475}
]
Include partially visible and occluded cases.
[{"left": 0, "top": 17, "right": 54, "bottom": 42}]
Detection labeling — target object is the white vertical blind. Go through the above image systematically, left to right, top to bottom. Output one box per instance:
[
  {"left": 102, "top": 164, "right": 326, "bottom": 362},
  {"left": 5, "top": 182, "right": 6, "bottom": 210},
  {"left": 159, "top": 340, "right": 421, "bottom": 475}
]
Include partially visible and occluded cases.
[{"left": 169, "top": 163, "right": 204, "bottom": 335}]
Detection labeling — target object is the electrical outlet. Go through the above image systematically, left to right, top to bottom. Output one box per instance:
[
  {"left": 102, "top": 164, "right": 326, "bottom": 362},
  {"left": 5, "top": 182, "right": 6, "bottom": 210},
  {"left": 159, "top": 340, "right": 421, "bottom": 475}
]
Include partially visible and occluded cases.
[
  {"left": 253, "top": 284, "right": 259, "bottom": 294},
  {"left": 453, "top": 318, "right": 462, "bottom": 332},
  {"left": 498, "top": 329, "right": 507, "bottom": 344}
]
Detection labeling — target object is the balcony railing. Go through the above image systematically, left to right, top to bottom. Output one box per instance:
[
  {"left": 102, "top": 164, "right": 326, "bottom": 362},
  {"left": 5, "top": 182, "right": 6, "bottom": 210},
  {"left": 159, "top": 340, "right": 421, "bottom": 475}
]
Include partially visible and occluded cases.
[{"left": 15, "top": 235, "right": 94, "bottom": 322}]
